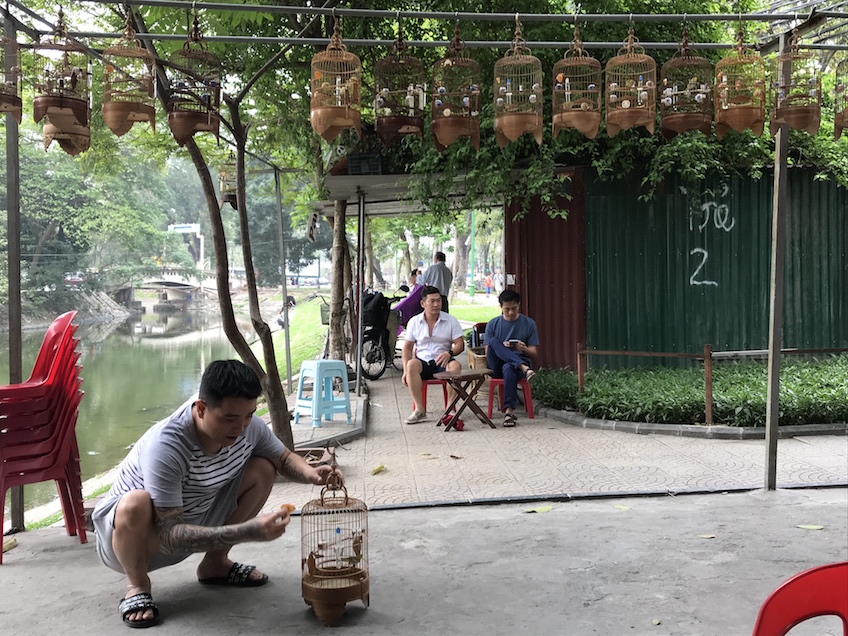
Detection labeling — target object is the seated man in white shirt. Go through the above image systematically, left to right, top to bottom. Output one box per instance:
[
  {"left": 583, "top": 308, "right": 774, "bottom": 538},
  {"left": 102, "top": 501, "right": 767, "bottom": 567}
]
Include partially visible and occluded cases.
[{"left": 401, "top": 285, "right": 465, "bottom": 425}]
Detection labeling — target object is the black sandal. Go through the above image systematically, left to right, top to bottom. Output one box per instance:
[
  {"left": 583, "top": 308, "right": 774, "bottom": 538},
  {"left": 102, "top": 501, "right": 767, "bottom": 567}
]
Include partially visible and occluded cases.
[
  {"left": 503, "top": 413, "right": 517, "bottom": 427},
  {"left": 119, "top": 592, "right": 160, "bottom": 629}
]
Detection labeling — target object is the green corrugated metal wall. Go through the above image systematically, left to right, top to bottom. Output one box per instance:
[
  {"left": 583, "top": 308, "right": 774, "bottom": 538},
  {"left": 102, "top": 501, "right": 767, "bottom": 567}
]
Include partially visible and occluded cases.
[{"left": 585, "top": 169, "right": 847, "bottom": 367}]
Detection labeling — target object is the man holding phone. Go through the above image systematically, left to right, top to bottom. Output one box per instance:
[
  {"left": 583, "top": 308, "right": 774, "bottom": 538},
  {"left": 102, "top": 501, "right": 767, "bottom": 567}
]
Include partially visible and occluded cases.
[{"left": 484, "top": 289, "right": 539, "bottom": 427}]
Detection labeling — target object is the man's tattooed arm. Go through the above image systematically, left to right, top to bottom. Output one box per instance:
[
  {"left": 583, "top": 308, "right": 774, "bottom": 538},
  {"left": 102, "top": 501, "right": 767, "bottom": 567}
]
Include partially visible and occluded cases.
[
  {"left": 280, "top": 451, "right": 314, "bottom": 483},
  {"left": 154, "top": 507, "right": 264, "bottom": 555}
]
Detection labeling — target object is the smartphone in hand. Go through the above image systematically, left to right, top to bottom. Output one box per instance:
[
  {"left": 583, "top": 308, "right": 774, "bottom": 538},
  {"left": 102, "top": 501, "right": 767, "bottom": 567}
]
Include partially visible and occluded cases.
[{"left": 508, "top": 339, "right": 519, "bottom": 349}]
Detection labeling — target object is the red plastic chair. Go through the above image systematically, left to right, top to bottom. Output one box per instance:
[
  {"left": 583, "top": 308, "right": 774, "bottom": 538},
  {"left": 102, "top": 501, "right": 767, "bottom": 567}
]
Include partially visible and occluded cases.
[
  {"left": 25, "top": 311, "right": 77, "bottom": 385},
  {"left": 487, "top": 377, "right": 534, "bottom": 418},
  {"left": 411, "top": 379, "right": 448, "bottom": 413},
  {"left": 751, "top": 562, "right": 848, "bottom": 636}
]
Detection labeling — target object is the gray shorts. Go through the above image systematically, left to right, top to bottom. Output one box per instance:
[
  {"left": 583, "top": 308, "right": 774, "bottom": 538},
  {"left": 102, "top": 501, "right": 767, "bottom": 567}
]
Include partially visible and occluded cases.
[{"left": 93, "top": 471, "right": 244, "bottom": 574}]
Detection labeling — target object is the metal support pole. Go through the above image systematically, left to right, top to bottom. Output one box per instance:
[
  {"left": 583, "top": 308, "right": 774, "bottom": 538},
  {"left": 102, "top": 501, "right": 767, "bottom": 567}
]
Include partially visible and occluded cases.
[
  {"left": 5, "top": 12, "right": 24, "bottom": 533},
  {"left": 765, "top": 32, "right": 790, "bottom": 491},
  {"left": 274, "top": 169, "right": 292, "bottom": 393},
  {"left": 355, "top": 190, "right": 366, "bottom": 396}
]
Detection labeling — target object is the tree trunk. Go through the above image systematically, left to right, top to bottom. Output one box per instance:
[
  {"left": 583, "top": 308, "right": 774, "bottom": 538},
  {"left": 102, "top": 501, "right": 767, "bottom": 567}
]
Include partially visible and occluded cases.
[
  {"left": 329, "top": 200, "right": 347, "bottom": 361},
  {"left": 453, "top": 214, "right": 471, "bottom": 300},
  {"left": 401, "top": 232, "right": 412, "bottom": 279},
  {"left": 412, "top": 235, "right": 421, "bottom": 269}
]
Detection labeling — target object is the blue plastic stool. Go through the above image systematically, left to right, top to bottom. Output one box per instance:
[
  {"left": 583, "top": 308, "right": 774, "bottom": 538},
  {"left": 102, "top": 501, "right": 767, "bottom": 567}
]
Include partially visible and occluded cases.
[{"left": 294, "top": 360, "right": 352, "bottom": 428}]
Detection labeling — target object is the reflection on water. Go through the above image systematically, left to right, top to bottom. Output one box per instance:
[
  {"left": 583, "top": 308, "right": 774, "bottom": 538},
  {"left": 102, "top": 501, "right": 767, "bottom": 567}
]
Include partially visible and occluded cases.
[{"left": 2, "top": 310, "right": 250, "bottom": 518}]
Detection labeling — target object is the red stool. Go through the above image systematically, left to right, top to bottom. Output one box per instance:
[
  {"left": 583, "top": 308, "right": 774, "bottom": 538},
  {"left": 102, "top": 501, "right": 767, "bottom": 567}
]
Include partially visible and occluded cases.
[
  {"left": 487, "top": 377, "right": 534, "bottom": 418},
  {"left": 413, "top": 379, "right": 448, "bottom": 413}
]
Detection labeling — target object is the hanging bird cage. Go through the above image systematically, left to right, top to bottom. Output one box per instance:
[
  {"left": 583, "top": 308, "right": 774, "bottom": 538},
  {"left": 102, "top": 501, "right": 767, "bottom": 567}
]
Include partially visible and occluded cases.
[
  {"left": 31, "top": 9, "right": 91, "bottom": 153},
  {"left": 167, "top": 14, "right": 221, "bottom": 147},
  {"left": 102, "top": 15, "right": 155, "bottom": 137},
  {"left": 493, "top": 16, "right": 543, "bottom": 148},
  {"left": 310, "top": 17, "right": 361, "bottom": 143},
  {"left": 374, "top": 22, "right": 426, "bottom": 147},
  {"left": 431, "top": 24, "right": 481, "bottom": 152},
  {"left": 552, "top": 24, "right": 602, "bottom": 140},
  {"left": 605, "top": 26, "right": 656, "bottom": 137},
  {"left": 659, "top": 26, "right": 712, "bottom": 140},
  {"left": 714, "top": 27, "right": 766, "bottom": 139},
  {"left": 769, "top": 29, "right": 821, "bottom": 136},
  {"left": 1, "top": 34, "right": 22, "bottom": 123},
  {"left": 836, "top": 58, "right": 848, "bottom": 141},
  {"left": 219, "top": 153, "right": 237, "bottom": 209},
  {"left": 301, "top": 464, "right": 369, "bottom": 627}
]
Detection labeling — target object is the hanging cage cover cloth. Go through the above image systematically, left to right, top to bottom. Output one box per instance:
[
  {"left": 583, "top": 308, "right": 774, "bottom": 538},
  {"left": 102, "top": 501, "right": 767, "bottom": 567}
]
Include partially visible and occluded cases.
[
  {"left": 311, "top": 18, "right": 362, "bottom": 143},
  {"left": 552, "top": 24, "right": 602, "bottom": 140}
]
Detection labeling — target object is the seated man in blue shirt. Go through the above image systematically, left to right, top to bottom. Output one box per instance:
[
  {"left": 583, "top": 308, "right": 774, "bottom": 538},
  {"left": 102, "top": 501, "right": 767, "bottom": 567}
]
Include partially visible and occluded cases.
[{"left": 485, "top": 289, "right": 539, "bottom": 427}]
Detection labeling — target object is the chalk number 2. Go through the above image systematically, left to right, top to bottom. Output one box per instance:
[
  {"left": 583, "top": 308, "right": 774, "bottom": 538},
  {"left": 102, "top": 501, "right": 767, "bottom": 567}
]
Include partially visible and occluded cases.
[{"left": 689, "top": 248, "right": 718, "bottom": 287}]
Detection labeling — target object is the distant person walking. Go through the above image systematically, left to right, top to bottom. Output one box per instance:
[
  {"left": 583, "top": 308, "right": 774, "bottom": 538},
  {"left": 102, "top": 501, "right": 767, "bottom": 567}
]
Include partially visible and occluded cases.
[{"left": 419, "top": 251, "right": 453, "bottom": 313}]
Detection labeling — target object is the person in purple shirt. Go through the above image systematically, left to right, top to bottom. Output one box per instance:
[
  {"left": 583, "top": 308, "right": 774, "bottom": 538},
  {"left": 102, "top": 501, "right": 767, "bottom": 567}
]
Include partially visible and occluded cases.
[{"left": 485, "top": 289, "right": 539, "bottom": 427}]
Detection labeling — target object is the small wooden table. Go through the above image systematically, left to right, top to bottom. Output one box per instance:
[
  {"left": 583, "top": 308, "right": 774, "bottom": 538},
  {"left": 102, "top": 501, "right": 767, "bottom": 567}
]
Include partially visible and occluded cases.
[{"left": 434, "top": 368, "right": 495, "bottom": 431}]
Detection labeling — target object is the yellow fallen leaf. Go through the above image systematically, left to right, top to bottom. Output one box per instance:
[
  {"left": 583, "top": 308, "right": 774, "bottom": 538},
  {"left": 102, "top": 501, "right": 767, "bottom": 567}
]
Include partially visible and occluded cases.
[
  {"left": 371, "top": 465, "right": 386, "bottom": 475},
  {"left": 525, "top": 505, "right": 554, "bottom": 514},
  {"left": 613, "top": 505, "right": 630, "bottom": 510},
  {"left": 796, "top": 524, "right": 824, "bottom": 530},
  {"left": 698, "top": 534, "right": 716, "bottom": 539},
  {"left": 2, "top": 536, "right": 17, "bottom": 553},
  {"left": 652, "top": 618, "right": 661, "bottom": 626}
]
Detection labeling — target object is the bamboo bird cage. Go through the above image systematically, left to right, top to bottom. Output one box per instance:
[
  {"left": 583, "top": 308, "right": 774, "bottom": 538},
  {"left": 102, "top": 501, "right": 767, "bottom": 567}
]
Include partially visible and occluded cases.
[
  {"left": 31, "top": 9, "right": 91, "bottom": 155},
  {"left": 167, "top": 14, "right": 221, "bottom": 147},
  {"left": 102, "top": 15, "right": 155, "bottom": 136},
  {"left": 493, "top": 16, "right": 543, "bottom": 148},
  {"left": 310, "top": 17, "right": 362, "bottom": 143},
  {"left": 374, "top": 21, "right": 426, "bottom": 147},
  {"left": 552, "top": 24, "right": 602, "bottom": 140},
  {"left": 431, "top": 25, "right": 481, "bottom": 152},
  {"left": 605, "top": 26, "right": 656, "bottom": 137},
  {"left": 660, "top": 26, "right": 712, "bottom": 140},
  {"left": 714, "top": 27, "right": 766, "bottom": 139},
  {"left": 769, "top": 29, "right": 821, "bottom": 136},
  {"left": 1, "top": 34, "right": 22, "bottom": 123},
  {"left": 836, "top": 58, "right": 848, "bottom": 141},
  {"left": 219, "top": 152, "right": 237, "bottom": 209},
  {"left": 301, "top": 465, "right": 369, "bottom": 627}
]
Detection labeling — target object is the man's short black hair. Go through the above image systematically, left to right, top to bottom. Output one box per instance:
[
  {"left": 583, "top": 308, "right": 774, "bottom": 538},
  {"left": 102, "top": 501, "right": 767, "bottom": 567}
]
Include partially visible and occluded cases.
[
  {"left": 434, "top": 251, "right": 446, "bottom": 262},
  {"left": 411, "top": 268, "right": 418, "bottom": 276},
  {"left": 420, "top": 285, "right": 441, "bottom": 301},
  {"left": 498, "top": 289, "right": 521, "bottom": 305},
  {"left": 199, "top": 360, "right": 262, "bottom": 408}
]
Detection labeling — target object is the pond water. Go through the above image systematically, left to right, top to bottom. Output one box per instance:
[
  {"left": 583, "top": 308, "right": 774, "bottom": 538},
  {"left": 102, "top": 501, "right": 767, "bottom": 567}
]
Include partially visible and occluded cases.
[{"left": 1, "top": 309, "right": 252, "bottom": 520}]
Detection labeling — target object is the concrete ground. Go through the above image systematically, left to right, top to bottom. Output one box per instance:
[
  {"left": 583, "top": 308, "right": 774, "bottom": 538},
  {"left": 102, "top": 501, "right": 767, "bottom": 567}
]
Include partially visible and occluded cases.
[{"left": 2, "top": 343, "right": 847, "bottom": 635}]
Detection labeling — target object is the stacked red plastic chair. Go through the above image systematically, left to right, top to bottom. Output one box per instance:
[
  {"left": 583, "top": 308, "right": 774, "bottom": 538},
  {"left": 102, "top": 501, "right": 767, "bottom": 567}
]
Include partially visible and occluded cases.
[{"left": 0, "top": 311, "right": 86, "bottom": 562}]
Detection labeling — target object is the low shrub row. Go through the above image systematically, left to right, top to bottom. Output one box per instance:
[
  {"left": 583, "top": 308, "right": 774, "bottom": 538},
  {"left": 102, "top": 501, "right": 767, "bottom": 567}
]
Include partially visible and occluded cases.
[{"left": 532, "top": 356, "right": 848, "bottom": 428}]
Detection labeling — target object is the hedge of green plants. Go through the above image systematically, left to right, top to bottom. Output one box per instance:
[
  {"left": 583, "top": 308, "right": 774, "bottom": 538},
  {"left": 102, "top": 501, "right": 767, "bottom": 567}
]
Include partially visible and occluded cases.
[{"left": 532, "top": 356, "right": 848, "bottom": 428}]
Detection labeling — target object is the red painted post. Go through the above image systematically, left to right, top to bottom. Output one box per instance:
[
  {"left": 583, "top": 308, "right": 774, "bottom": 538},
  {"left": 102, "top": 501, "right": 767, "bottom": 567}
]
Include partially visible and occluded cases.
[{"left": 704, "top": 344, "right": 713, "bottom": 426}]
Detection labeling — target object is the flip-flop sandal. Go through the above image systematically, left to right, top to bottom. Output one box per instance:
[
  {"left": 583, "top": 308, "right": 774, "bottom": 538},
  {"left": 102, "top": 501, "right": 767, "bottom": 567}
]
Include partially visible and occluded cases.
[
  {"left": 524, "top": 369, "right": 536, "bottom": 382},
  {"left": 503, "top": 413, "right": 517, "bottom": 427},
  {"left": 198, "top": 562, "right": 269, "bottom": 587},
  {"left": 119, "top": 592, "right": 160, "bottom": 629}
]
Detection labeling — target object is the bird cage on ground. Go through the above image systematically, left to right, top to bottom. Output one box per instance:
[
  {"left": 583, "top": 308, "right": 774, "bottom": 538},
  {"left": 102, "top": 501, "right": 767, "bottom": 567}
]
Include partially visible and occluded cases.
[
  {"left": 31, "top": 9, "right": 91, "bottom": 155},
  {"left": 167, "top": 14, "right": 221, "bottom": 147},
  {"left": 102, "top": 15, "right": 155, "bottom": 137},
  {"left": 310, "top": 17, "right": 361, "bottom": 143},
  {"left": 493, "top": 17, "right": 543, "bottom": 148},
  {"left": 374, "top": 22, "right": 426, "bottom": 147},
  {"left": 431, "top": 24, "right": 481, "bottom": 152},
  {"left": 552, "top": 24, "right": 601, "bottom": 140},
  {"left": 605, "top": 26, "right": 656, "bottom": 137},
  {"left": 660, "top": 26, "right": 712, "bottom": 140},
  {"left": 714, "top": 27, "right": 766, "bottom": 139},
  {"left": 769, "top": 29, "right": 821, "bottom": 136},
  {"left": 1, "top": 34, "right": 22, "bottom": 123},
  {"left": 836, "top": 58, "right": 848, "bottom": 140},
  {"left": 219, "top": 152, "right": 237, "bottom": 209},
  {"left": 301, "top": 465, "right": 369, "bottom": 627}
]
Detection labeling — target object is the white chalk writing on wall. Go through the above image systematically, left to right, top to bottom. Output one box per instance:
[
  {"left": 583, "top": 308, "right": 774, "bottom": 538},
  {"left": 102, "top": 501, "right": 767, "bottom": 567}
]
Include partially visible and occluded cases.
[{"left": 688, "top": 183, "right": 735, "bottom": 287}]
